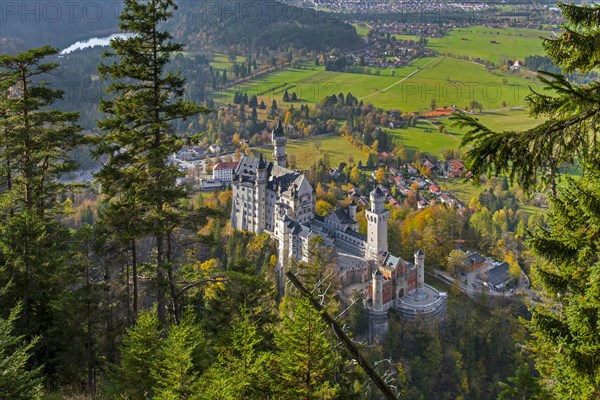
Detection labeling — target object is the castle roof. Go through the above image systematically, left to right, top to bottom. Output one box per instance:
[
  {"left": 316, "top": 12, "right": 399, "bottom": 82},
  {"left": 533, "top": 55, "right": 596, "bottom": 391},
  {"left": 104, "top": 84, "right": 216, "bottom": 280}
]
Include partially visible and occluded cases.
[
  {"left": 272, "top": 119, "right": 285, "bottom": 137},
  {"left": 213, "top": 161, "right": 239, "bottom": 171},
  {"left": 371, "top": 185, "right": 385, "bottom": 198},
  {"left": 331, "top": 207, "right": 356, "bottom": 225},
  {"left": 344, "top": 227, "right": 366, "bottom": 241},
  {"left": 415, "top": 249, "right": 424, "bottom": 256}
]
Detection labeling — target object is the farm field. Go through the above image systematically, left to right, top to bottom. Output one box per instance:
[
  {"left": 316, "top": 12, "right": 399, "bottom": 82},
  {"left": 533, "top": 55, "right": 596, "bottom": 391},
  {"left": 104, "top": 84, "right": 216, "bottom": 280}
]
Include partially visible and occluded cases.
[
  {"left": 418, "top": 26, "right": 551, "bottom": 65},
  {"left": 214, "top": 56, "right": 541, "bottom": 112},
  {"left": 359, "top": 56, "right": 540, "bottom": 111},
  {"left": 214, "top": 61, "right": 411, "bottom": 105},
  {"left": 250, "top": 135, "right": 368, "bottom": 169}
]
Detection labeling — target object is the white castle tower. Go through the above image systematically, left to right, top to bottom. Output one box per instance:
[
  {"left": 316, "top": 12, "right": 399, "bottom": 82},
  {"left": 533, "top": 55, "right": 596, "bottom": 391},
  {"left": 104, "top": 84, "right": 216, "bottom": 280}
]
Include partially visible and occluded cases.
[
  {"left": 272, "top": 119, "right": 287, "bottom": 167},
  {"left": 255, "top": 153, "right": 267, "bottom": 233},
  {"left": 366, "top": 186, "right": 390, "bottom": 261},
  {"left": 413, "top": 249, "right": 427, "bottom": 301},
  {"left": 415, "top": 249, "right": 425, "bottom": 290},
  {"left": 372, "top": 270, "right": 383, "bottom": 311}
]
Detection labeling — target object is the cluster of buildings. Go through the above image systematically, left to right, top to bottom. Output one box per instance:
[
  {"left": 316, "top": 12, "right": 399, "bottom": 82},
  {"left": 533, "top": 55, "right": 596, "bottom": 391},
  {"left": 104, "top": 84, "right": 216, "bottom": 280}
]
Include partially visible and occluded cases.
[
  {"left": 303, "top": 0, "right": 492, "bottom": 15},
  {"left": 342, "top": 34, "right": 435, "bottom": 70},
  {"left": 230, "top": 121, "right": 447, "bottom": 341},
  {"left": 384, "top": 159, "right": 467, "bottom": 211},
  {"left": 465, "top": 250, "right": 513, "bottom": 292}
]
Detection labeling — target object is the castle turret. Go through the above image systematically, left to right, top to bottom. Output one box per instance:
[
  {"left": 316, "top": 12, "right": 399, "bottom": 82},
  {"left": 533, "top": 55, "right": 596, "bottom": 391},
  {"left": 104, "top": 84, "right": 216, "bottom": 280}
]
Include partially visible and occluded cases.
[
  {"left": 272, "top": 119, "right": 287, "bottom": 167},
  {"left": 255, "top": 153, "right": 267, "bottom": 232},
  {"left": 366, "top": 186, "right": 390, "bottom": 261},
  {"left": 348, "top": 198, "right": 357, "bottom": 222},
  {"left": 415, "top": 249, "right": 425, "bottom": 290},
  {"left": 373, "top": 270, "right": 383, "bottom": 311}
]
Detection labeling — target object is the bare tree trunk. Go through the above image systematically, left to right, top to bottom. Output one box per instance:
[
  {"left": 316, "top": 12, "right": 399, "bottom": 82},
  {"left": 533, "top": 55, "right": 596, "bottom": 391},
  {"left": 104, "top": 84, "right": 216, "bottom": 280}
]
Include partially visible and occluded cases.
[
  {"left": 166, "top": 231, "right": 180, "bottom": 324},
  {"left": 156, "top": 233, "right": 166, "bottom": 324},
  {"left": 131, "top": 239, "right": 138, "bottom": 317}
]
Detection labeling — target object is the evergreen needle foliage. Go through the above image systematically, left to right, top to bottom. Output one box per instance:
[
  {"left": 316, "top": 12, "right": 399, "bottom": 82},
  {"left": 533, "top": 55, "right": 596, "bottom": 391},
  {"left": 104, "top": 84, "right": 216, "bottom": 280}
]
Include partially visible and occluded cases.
[
  {"left": 95, "top": 0, "right": 210, "bottom": 323},
  {"left": 451, "top": 3, "right": 600, "bottom": 398}
]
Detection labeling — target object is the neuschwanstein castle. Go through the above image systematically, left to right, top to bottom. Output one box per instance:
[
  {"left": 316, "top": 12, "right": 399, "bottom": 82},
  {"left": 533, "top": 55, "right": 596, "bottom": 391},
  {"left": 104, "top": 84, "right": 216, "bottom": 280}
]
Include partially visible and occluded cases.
[{"left": 231, "top": 121, "right": 446, "bottom": 338}]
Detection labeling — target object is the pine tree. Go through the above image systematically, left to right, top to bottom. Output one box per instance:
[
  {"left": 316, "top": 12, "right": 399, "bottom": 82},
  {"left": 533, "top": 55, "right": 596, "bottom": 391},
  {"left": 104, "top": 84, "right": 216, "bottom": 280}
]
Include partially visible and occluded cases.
[
  {"left": 96, "top": 0, "right": 209, "bottom": 323},
  {"left": 451, "top": 3, "right": 600, "bottom": 398},
  {"left": 0, "top": 46, "right": 86, "bottom": 383},
  {"left": 0, "top": 46, "right": 84, "bottom": 216},
  {"left": 274, "top": 296, "right": 339, "bottom": 400},
  {"left": 0, "top": 302, "right": 44, "bottom": 400},
  {"left": 198, "top": 307, "right": 273, "bottom": 399},
  {"left": 113, "top": 309, "right": 162, "bottom": 399},
  {"left": 151, "top": 314, "right": 208, "bottom": 400}
]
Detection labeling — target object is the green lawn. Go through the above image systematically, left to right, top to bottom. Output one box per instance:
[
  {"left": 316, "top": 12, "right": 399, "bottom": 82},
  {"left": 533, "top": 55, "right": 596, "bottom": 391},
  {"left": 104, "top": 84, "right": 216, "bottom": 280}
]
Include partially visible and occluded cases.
[
  {"left": 426, "top": 26, "right": 552, "bottom": 65},
  {"left": 389, "top": 121, "right": 461, "bottom": 156},
  {"left": 251, "top": 135, "right": 368, "bottom": 169},
  {"left": 438, "top": 179, "right": 483, "bottom": 205}
]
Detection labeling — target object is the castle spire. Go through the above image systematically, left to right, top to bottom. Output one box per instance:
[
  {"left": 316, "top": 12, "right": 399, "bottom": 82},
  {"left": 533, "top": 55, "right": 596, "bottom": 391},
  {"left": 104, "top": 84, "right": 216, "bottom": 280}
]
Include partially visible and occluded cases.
[{"left": 272, "top": 119, "right": 287, "bottom": 167}]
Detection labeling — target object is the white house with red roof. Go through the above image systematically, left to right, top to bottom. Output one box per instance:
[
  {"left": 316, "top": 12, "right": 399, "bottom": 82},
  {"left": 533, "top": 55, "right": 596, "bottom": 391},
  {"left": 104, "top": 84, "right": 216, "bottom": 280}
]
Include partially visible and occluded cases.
[{"left": 212, "top": 161, "right": 239, "bottom": 182}]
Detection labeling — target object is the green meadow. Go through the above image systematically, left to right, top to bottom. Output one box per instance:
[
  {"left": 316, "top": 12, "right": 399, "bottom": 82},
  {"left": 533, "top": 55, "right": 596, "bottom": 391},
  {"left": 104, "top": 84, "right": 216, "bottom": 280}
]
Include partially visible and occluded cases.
[
  {"left": 211, "top": 26, "right": 551, "bottom": 156},
  {"left": 426, "top": 26, "right": 552, "bottom": 65},
  {"left": 209, "top": 53, "right": 247, "bottom": 71},
  {"left": 215, "top": 56, "right": 543, "bottom": 112},
  {"left": 388, "top": 121, "right": 461, "bottom": 156},
  {"left": 251, "top": 135, "right": 368, "bottom": 169}
]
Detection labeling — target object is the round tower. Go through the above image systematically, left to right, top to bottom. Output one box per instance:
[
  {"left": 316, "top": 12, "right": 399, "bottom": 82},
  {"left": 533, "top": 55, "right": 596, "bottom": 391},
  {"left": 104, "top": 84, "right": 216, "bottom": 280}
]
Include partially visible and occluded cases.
[
  {"left": 272, "top": 119, "right": 287, "bottom": 167},
  {"left": 366, "top": 186, "right": 390, "bottom": 261},
  {"left": 348, "top": 198, "right": 357, "bottom": 221},
  {"left": 415, "top": 249, "right": 425, "bottom": 290},
  {"left": 373, "top": 270, "right": 383, "bottom": 311}
]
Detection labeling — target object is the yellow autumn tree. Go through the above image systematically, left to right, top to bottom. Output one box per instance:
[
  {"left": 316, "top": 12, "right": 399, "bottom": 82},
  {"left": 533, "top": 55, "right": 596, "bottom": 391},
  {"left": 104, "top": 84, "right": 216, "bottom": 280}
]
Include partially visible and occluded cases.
[{"left": 375, "top": 167, "right": 386, "bottom": 184}]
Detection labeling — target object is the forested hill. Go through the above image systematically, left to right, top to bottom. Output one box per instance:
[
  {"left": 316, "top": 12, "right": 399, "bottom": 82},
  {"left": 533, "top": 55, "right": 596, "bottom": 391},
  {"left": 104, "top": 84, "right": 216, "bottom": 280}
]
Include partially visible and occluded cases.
[
  {"left": 0, "top": 0, "right": 361, "bottom": 53},
  {"left": 169, "top": 0, "right": 363, "bottom": 52}
]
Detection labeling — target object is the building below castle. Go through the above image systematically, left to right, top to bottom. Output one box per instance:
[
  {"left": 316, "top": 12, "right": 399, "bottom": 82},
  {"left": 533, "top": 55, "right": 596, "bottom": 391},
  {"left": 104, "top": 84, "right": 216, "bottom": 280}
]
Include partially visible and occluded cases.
[{"left": 230, "top": 120, "right": 447, "bottom": 339}]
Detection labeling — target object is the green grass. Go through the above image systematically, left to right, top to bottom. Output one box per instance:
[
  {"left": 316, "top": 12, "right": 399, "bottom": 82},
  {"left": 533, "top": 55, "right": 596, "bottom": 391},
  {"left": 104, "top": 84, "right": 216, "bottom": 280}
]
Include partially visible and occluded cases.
[
  {"left": 352, "top": 23, "right": 371, "bottom": 38},
  {"left": 426, "top": 26, "right": 552, "bottom": 65},
  {"left": 392, "top": 34, "right": 421, "bottom": 42},
  {"left": 210, "top": 53, "right": 246, "bottom": 71},
  {"left": 215, "top": 56, "right": 542, "bottom": 112},
  {"left": 365, "top": 57, "right": 542, "bottom": 111},
  {"left": 390, "top": 109, "right": 541, "bottom": 157},
  {"left": 466, "top": 109, "right": 542, "bottom": 131},
  {"left": 389, "top": 121, "right": 462, "bottom": 156},
  {"left": 251, "top": 135, "right": 368, "bottom": 169},
  {"left": 438, "top": 179, "right": 484, "bottom": 205}
]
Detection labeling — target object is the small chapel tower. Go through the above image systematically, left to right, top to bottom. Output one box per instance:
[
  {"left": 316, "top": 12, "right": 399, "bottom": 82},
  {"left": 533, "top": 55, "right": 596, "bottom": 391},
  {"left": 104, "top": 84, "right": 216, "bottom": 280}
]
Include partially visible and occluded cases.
[
  {"left": 272, "top": 119, "right": 287, "bottom": 167},
  {"left": 366, "top": 186, "right": 390, "bottom": 261}
]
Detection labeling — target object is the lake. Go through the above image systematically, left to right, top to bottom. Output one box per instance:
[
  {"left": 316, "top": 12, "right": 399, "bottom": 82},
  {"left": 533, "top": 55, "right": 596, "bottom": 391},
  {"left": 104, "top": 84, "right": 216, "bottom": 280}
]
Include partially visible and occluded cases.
[{"left": 60, "top": 33, "right": 132, "bottom": 55}]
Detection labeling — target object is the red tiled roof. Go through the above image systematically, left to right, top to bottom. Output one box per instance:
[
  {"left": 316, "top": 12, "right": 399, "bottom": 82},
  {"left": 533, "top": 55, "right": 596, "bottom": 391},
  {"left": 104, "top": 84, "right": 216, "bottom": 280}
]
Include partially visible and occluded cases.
[{"left": 213, "top": 161, "right": 239, "bottom": 171}]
